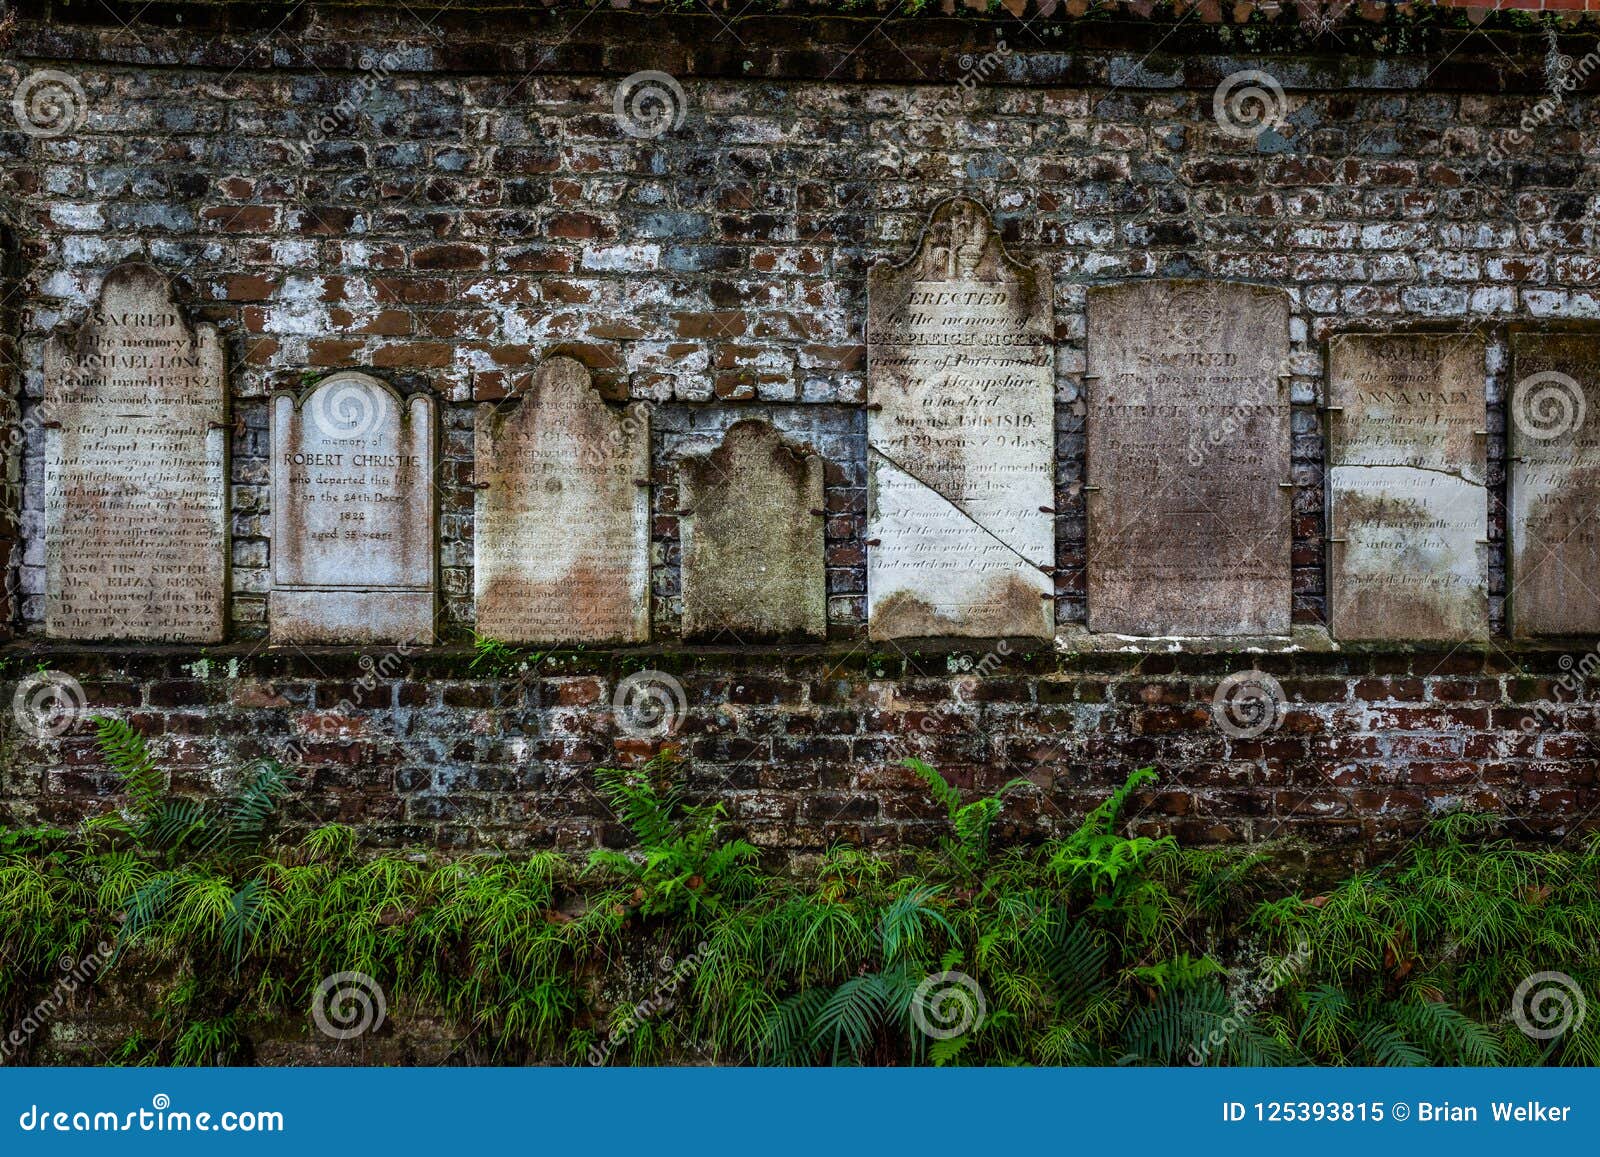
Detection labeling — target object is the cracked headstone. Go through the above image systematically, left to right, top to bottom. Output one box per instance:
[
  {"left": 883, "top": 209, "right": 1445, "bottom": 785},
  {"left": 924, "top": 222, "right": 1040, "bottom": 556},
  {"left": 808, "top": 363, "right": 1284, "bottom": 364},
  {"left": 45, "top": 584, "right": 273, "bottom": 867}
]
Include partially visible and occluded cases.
[
  {"left": 866, "top": 197, "right": 1055, "bottom": 640},
  {"left": 44, "top": 262, "right": 228, "bottom": 641},
  {"left": 1085, "top": 280, "right": 1292, "bottom": 636},
  {"left": 1508, "top": 332, "right": 1600, "bottom": 637},
  {"left": 1327, "top": 334, "right": 1488, "bottom": 642},
  {"left": 473, "top": 356, "right": 650, "bottom": 644},
  {"left": 270, "top": 371, "right": 436, "bottom": 645},
  {"left": 679, "top": 419, "right": 826, "bottom": 642}
]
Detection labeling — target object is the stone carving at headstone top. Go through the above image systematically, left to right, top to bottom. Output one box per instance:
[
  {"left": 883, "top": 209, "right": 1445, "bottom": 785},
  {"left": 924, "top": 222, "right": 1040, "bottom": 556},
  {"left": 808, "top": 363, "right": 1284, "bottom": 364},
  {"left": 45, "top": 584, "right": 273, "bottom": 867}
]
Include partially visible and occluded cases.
[
  {"left": 866, "top": 197, "right": 1055, "bottom": 640},
  {"left": 43, "top": 262, "right": 228, "bottom": 641},
  {"left": 1084, "top": 280, "right": 1293, "bottom": 636},
  {"left": 1507, "top": 332, "right": 1600, "bottom": 637},
  {"left": 1326, "top": 333, "right": 1488, "bottom": 642},
  {"left": 473, "top": 356, "right": 650, "bottom": 644},
  {"left": 270, "top": 371, "right": 436, "bottom": 645},
  {"left": 678, "top": 419, "right": 826, "bottom": 642}
]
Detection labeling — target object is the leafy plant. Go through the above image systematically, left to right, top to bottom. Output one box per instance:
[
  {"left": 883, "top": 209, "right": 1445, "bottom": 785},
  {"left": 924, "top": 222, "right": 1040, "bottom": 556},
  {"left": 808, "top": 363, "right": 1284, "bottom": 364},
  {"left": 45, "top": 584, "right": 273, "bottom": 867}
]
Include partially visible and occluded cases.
[
  {"left": 2, "top": 752, "right": 1597, "bottom": 1069},
  {"left": 585, "top": 752, "right": 760, "bottom": 920}
]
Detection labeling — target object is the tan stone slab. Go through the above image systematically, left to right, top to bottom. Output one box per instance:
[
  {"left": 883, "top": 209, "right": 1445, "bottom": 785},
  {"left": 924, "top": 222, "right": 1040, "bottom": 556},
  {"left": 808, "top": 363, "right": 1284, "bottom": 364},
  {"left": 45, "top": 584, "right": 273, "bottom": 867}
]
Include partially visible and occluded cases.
[
  {"left": 865, "top": 197, "right": 1054, "bottom": 640},
  {"left": 44, "top": 262, "right": 228, "bottom": 642},
  {"left": 1085, "top": 280, "right": 1292, "bottom": 636},
  {"left": 1508, "top": 332, "right": 1600, "bottom": 637},
  {"left": 1327, "top": 334, "right": 1487, "bottom": 642},
  {"left": 473, "top": 357, "right": 650, "bottom": 644},
  {"left": 270, "top": 371, "right": 436, "bottom": 644},
  {"left": 679, "top": 419, "right": 825, "bottom": 642}
]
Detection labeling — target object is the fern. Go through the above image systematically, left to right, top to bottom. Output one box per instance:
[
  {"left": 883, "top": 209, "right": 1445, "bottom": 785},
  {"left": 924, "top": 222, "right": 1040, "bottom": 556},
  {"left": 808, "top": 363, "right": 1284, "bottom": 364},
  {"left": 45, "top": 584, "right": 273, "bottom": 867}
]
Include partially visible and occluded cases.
[{"left": 93, "top": 717, "right": 164, "bottom": 819}]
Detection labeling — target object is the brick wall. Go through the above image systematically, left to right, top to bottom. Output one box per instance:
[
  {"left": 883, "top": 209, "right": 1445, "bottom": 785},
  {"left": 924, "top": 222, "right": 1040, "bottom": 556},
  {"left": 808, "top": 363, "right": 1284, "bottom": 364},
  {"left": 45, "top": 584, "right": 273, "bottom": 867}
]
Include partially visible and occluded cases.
[
  {"left": 0, "top": 2, "right": 1597, "bottom": 857},
  {"left": 1, "top": 647, "right": 1594, "bottom": 867}
]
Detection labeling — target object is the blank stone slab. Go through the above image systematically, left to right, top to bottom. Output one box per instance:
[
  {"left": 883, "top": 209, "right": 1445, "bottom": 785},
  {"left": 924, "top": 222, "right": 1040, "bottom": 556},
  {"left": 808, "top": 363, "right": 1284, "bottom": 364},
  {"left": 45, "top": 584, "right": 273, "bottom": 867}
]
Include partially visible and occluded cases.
[
  {"left": 866, "top": 197, "right": 1055, "bottom": 640},
  {"left": 44, "top": 262, "right": 228, "bottom": 642},
  {"left": 1085, "top": 281, "right": 1292, "bottom": 636},
  {"left": 1508, "top": 333, "right": 1600, "bottom": 637},
  {"left": 1327, "top": 334, "right": 1487, "bottom": 642},
  {"left": 473, "top": 357, "right": 650, "bottom": 644},
  {"left": 270, "top": 372, "right": 436, "bottom": 645},
  {"left": 679, "top": 419, "right": 826, "bottom": 642}
]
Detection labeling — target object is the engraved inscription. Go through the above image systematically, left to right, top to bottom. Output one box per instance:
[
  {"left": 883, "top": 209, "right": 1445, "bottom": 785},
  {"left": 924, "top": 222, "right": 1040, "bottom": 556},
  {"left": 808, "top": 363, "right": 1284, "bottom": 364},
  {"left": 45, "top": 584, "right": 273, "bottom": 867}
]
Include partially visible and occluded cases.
[
  {"left": 866, "top": 197, "right": 1054, "bottom": 640},
  {"left": 44, "top": 263, "right": 228, "bottom": 642},
  {"left": 1085, "top": 281, "right": 1292, "bottom": 636},
  {"left": 1508, "top": 333, "right": 1600, "bottom": 636},
  {"left": 1328, "top": 334, "right": 1487, "bottom": 642},
  {"left": 473, "top": 357, "right": 650, "bottom": 644},
  {"left": 270, "top": 372, "right": 435, "bottom": 644}
]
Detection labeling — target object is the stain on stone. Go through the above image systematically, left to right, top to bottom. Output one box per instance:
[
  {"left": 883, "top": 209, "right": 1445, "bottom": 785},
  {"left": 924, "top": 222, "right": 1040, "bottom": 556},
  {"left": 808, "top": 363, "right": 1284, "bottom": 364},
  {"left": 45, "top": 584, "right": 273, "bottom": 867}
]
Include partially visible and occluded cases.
[
  {"left": 474, "top": 356, "right": 650, "bottom": 644},
  {"left": 679, "top": 418, "right": 826, "bottom": 642}
]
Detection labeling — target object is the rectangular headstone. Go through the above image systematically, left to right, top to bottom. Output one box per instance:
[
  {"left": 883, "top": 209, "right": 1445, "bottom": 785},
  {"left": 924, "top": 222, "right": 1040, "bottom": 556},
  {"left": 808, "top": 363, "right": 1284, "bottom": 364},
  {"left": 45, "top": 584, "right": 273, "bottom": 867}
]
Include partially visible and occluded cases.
[
  {"left": 866, "top": 197, "right": 1054, "bottom": 640},
  {"left": 44, "top": 262, "right": 228, "bottom": 641},
  {"left": 1085, "top": 281, "right": 1292, "bottom": 636},
  {"left": 1508, "top": 332, "right": 1600, "bottom": 636},
  {"left": 1327, "top": 334, "right": 1487, "bottom": 642},
  {"left": 473, "top": 357, "right": 650, "bottom": 644},
  {"left": 270, "top": 372, "right": 435, "bottom": 644},
  {"left": 679, "top": 419, "right": 826, "bottom": 642}
]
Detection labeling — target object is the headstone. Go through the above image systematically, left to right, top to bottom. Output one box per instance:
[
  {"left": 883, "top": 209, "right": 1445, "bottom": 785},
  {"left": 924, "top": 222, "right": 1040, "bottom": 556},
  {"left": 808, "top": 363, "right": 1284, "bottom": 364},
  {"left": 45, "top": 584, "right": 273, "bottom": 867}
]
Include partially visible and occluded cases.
[
  {"left": 866, "top": 197, "right": 1054, "bottom": 640},
  {"left": 43, "top": 263, "right": 228, "bottom": 641},
  {"left": 1084, "top": 280, "right": 1292, "bottom": 636},
  {"left": 1508, "top": 333, "right": 1600, "bottom": 637},
  {"left": 1327, "top": 334, "right": 1487, "bottom": 642},
  {"left": 473, "top": 357, "right": 650, "bottom": 644},
  {"left": 270, "top": 372, "right": 435, "bottom": 644},
  {"left": 679, "top": 419, "right": 826, "bottom": 642}
]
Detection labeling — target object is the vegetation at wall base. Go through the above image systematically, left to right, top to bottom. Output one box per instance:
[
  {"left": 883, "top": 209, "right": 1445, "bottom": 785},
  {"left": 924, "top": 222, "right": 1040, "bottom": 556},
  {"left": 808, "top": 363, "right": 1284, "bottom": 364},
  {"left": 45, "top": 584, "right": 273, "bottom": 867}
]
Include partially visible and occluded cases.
[{"left": 0, "top": 722, "right": 1596, "bottom": 1066}]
